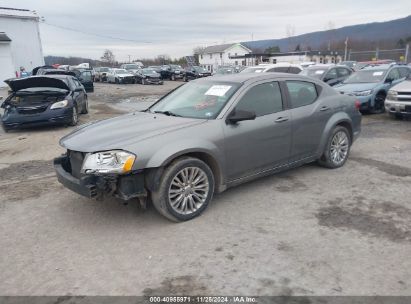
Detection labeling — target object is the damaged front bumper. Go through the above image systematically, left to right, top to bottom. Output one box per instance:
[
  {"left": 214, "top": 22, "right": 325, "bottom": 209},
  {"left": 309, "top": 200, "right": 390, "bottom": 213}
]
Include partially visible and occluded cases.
[{"left": 54, "top": 154, "right": 146, "bottom": 200}]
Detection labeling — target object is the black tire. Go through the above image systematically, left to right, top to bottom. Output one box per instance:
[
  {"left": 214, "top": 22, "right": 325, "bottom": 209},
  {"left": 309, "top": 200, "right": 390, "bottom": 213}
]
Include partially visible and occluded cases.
[
  {"left": 171, "top": 74, "right": 175, "bottom": 81},
  {"left": 183, "top": 75, "right": 188, "bottom": 82},
  {"left": 115, "top": 78, "right": 119, "bottom": 84},
  {"left": 142, "top": 78, "right": 146, "bottom": 85},
  {"left": 370, "top": 92, "right": 386, "bottom": 114},
  {"left": 81, "top": 98, "right": 89, "bottom": 114},
  {"left": 69, "top": 105, "right": 79, "bottom": 126},
  {"left": 318, "top": 126, "right": 351, "bottom": 169},
  {"left": 151, "top": 157, "right": 215, "bottom": 222}
]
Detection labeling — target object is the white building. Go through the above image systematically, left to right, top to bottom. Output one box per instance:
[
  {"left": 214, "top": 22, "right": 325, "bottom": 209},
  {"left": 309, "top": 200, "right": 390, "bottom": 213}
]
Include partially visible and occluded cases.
[
  {"left": 0, "top": 7, "right": 44, "bottom": 84},
  {"left": 199, "top": 43, "right": 252, "bottom": 72}
]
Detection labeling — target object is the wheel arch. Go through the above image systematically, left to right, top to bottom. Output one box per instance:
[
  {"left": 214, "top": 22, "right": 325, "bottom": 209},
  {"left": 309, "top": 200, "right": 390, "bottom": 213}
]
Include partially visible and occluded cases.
[{"left": 145, "top": 149, "right": 225, "bottom": 193}]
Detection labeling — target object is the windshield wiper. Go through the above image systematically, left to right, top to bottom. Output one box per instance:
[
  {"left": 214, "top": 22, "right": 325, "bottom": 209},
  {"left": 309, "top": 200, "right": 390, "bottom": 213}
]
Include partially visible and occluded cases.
[{"left": 153, "top": 110, "right": 182, "bottom": 117}]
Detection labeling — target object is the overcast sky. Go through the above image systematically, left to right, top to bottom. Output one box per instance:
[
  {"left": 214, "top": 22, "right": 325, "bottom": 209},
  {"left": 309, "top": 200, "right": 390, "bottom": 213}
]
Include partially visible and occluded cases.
[{"left": 1, "top": 0, "right": 411, "bottom": 61}]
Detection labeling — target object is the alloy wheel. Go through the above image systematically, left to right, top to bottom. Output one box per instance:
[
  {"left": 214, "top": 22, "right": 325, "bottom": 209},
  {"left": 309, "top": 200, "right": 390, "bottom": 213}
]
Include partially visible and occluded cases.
[
  {"left": 330, "top": 131, "right": 349, "bottom": 165},
  {"left": 168, "top": 167, "right": 210, "bottom": 215}
]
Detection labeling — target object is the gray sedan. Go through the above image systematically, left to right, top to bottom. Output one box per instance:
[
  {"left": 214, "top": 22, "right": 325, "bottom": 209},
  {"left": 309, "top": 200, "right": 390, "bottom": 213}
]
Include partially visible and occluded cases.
[{"left": 54, "top": 73, "right": 361, "bottom": 222}]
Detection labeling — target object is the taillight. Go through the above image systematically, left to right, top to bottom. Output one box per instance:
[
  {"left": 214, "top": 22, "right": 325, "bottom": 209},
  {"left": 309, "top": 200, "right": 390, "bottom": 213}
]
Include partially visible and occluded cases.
[{"left": 354, "top": 100, "right": 361, "bottom": 110}]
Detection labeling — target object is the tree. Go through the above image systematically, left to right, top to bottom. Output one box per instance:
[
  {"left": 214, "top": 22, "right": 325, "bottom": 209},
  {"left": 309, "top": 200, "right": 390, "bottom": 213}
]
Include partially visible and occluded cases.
[
  {"left": 294, "top": 44, "right": 301, "bottom": 51},
  {"left": 264, "top": 46, "right": 280, "bottom": 53},
  {"left": 100, "top": 49, "right": 115, "bottom": 66}
]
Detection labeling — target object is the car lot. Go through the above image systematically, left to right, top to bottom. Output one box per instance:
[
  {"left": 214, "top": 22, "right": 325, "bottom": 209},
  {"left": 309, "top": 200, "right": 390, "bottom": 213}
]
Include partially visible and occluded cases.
[{"left": 0, "top": 81, "right": 411, "bottom": 295}]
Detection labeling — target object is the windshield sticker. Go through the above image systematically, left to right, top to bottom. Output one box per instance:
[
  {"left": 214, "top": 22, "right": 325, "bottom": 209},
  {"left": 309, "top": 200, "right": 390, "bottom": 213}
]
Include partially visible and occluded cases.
[
  {"left": 315, "top": 70, "right": 325, "bottom": 74},
  {"left": 373, "top": 71, "right": 384, "bottom": 76},
  {"left": 205, "top": 85, "right": 232, "bottom": 96}
]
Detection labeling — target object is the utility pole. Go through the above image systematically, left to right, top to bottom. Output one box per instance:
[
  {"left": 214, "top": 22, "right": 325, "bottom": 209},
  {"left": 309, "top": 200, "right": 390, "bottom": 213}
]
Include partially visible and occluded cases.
[
  {"left": 344, "top": 37, "right": 348, "bottom": 61},
  {"left": 405, "top": 44, "right": 410, "bottom": 63},
  {"left": 127, "top": 55, "right": 131, "bottom": 63}
]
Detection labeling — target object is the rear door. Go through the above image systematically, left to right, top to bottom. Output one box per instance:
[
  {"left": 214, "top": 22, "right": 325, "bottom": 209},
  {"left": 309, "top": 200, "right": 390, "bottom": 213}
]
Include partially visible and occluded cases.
[
  {"left": 285, "top": 80, "right": 334, "bottom": 162},
  {"left": 223, "top": 81, "right": 292, "bottom": 180}
]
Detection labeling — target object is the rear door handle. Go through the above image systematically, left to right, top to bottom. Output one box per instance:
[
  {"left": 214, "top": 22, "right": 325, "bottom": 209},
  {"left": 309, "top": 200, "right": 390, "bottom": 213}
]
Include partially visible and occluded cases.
[
  {"left": 320, "top": 106, "right": 330, "bottom": 111},
  {"left": 275, "top": 116, "right": 289, "bottom": 123}
]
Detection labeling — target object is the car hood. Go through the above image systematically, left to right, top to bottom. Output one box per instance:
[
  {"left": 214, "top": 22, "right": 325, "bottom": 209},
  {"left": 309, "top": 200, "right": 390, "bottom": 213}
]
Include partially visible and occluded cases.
[
  {"left": 5, "top": 76, "right": 70, "bottom": 92},
  {"left": 390, "top": 79, "right": 411, "bottom": 92},
  {"left": 334, "top": 82, "right": 377, "bottom": 93},
  {"left": 60, "top": 112, "right": 206, "bottom": 152}
]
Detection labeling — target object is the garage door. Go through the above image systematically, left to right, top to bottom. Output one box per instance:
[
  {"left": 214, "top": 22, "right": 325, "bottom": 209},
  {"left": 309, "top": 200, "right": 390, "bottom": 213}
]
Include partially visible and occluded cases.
[{"left": 0, "top": 43, "right": 15, "bottom": 86}]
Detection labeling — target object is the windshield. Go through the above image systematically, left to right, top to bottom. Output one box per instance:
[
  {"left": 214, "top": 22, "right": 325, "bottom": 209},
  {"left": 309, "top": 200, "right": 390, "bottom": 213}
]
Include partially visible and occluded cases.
[
  {"left": 124, "top": 64, "right": 139, "bottom": 70},
  {"left": 170, "top": 65, "right": 182, "bottom": 70},
  {"left": 193, "top": 66, "right": 207, "bottom": 73},
  {"left": 241, "top": 67, "right": 266, "bottom": 74},
  {"left": 100, "top": 68, "right": 109, "bottom": 72},
  {"left": 142, "top": 68, "right": 157, "bottom": 75},
  {"left": 216, "top": 68, "right": 234, "bottom": 74},
  {"left": 299, "top": 68, "right": 327, "bottom": 79},
  {"left": 115, "top": 69, "right": 128, "bottom": 74},
  {"left": 343, "top": 69, "right": 387, "bottom": 83},
  {"left": 80, "top": 71, "right": 92, "bottom": 81},
  {"left": 149, "top": 81, "right": 241, "bottom": 119}
]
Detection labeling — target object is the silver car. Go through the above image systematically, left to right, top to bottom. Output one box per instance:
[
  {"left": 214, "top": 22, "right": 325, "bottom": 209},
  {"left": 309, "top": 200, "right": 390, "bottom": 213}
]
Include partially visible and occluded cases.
[
  {"left": 385, "top": 72, "right": 411, "bottom": 118},
  {"left": 54, "top": 73, "right": 362, "bottom": 222}
]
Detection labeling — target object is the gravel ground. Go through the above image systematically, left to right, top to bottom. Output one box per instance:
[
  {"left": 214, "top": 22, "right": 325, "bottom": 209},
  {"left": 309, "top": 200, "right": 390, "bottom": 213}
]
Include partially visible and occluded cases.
[{"left": 0, "top": 82, "right": 410, "bottom": 296}]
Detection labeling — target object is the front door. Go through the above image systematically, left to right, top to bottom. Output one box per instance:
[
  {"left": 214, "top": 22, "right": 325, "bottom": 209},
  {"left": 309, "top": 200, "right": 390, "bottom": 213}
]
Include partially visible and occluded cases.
[{"left": 223, "top": 81, "right": 292, "bottom": 180}]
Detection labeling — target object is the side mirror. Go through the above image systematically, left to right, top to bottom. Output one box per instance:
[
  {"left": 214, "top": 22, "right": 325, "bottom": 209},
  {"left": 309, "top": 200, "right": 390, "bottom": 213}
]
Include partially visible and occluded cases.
[
  {"left": 385, "top": 78, "right": 393, "bottom": 83},
  {"left": 226, "top": 109, "right": 256, "bottom": 124}
]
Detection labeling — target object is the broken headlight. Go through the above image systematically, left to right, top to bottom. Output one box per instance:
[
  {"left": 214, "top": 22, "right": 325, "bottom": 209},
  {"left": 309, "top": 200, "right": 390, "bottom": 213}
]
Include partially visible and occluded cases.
[{"left": 81, "top": 150, "right": 136, "bottom": 174}]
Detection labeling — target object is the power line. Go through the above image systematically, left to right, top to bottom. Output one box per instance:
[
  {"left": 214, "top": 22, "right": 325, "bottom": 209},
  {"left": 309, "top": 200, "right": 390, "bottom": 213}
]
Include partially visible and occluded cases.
[{"left": 41, "top": 21, "right": 153, "bottom": 44}]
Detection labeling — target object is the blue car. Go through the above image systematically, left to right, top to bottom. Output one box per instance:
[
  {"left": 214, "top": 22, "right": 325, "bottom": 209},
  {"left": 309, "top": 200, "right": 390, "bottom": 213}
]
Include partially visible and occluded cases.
[{"left": 334, "top": 65, "right": 411, "bottom": 113}]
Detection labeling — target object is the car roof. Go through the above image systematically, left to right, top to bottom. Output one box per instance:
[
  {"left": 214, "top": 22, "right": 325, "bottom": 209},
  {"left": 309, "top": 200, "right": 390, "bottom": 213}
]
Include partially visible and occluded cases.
[
  {"left": 361, "top": 64, "right": 392, "bottom": 70},
  {"left": 198, "top": 72, "right": 312, "bottom": 84}
]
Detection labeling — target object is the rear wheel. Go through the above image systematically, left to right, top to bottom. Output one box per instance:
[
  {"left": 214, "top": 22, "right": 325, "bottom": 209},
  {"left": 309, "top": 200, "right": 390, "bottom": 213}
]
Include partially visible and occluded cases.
[
  {"left": 370, "top": 92, "right": 386, "bottom": 114},
  {"left": 69, "top": 105, "right": 79, "bottom": 126},
  {"left": 318, "top": 126, "right": 351, "bottom": 169},
  {"left": 151, "top": 157, "right": 215, "bottom": 222}
]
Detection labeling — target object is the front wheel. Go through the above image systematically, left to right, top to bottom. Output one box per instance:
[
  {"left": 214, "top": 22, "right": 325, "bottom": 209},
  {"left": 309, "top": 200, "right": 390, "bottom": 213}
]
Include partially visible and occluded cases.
[
  {"left": 171, "top": 74, "right": 175, "bottom": 81},
  {"left": 81, "top": 98, "right": 89, "bottom": 114},
  {"left": 69, "top": 105, "right": 79, "bottom": 126},
  {"left": 318, "top": 126, "right": 351, "bottom": 169},
  {"left": 151, "top": 157, "right": 215, "bottom": 222}
]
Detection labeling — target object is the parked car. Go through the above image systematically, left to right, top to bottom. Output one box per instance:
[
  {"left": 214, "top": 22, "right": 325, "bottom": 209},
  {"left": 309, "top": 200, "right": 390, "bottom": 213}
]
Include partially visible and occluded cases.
[
  {"left": 339, "top": 61, "right": 357, "bottom": 69},
  {"left": 120, "top": 63, "right": 144, "bottom": 75},
  {"left": 241, "top": 63, "right": 303, "bottom": 74},
  {"left": 160, "top": 64, "right": 184, "bottom": 80},
  {"left": 299, "top": 64, "right": 353, "bottom": 86},
  {"left": 335, "top": 65, "right": 411, "bottom": 113},
  {"left": 148, "top": 66, "right": 163, "bottom": 74},
  {"left": 183, "top": 66, "right": 211, "bottom": 81},
  {"left": 214, "top": 66, "right": 236, "bottom": 75},
  {"left": 94, "top": 67, "right": 110, "bottom": 82},
  {"left": 37, "top": 68, "right": 94, "bottom": 93},
  {"left": 134, "top": 68, "right": 163, "bottom": 85},
  {"left": 107, "top": 69, "right": 136, "bottom": 84},
  {"left": 385, "top": 71, "right": 411, "bottom": 118},
  {"left": 54, "top": 73, "right": 361, "bottom": 222},
  {"left": 1, "top": 75, "right": 88, "bottom": 131}
]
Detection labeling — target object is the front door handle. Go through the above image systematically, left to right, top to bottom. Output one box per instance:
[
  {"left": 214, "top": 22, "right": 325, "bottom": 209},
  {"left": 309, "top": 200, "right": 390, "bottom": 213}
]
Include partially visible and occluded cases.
[
  {"left": 320, "top": 106, "right": 330, "bottom": 111},
  {"left": 275, "top": 116, "right": 289, "bottom": 123}
]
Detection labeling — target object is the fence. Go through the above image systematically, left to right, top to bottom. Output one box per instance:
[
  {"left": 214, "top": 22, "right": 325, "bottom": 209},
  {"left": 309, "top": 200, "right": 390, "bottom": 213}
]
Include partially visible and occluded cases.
[{"left": 347, "top": 44, "right": 410, "bottom": 63}]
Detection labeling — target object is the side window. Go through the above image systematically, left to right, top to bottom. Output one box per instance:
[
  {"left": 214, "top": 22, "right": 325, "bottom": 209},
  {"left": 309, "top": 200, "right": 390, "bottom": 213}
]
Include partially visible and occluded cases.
[
  {"left": 289, "top": 67, "right": 302, "bottom": 74},
  {"left": 399, "top": 67, "right": 410, "bottom": 78},
  {"left": 324, "top": 68, "right": 337, "bottom": 81},
  {"left": 337, "top": 68, "right": 350, "bottom": 77},
  {"left": 387, "top": 68, "right": 400, "bottom": 80},
  {"left": 286, "top": 81, "right": 318, "bottom": 108},
  {"left": 235, "top": 82, "right": 283, "bottom": 117}
]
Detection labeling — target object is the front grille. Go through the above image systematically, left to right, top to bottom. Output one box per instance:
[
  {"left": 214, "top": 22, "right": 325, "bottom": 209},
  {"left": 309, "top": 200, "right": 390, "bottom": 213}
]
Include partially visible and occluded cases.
[
  {"left": 17, "top": 106, "right": 48, "bottom": 115},
  {"left": 68, "top": 150, "right": 85, "bottom": 179}
]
